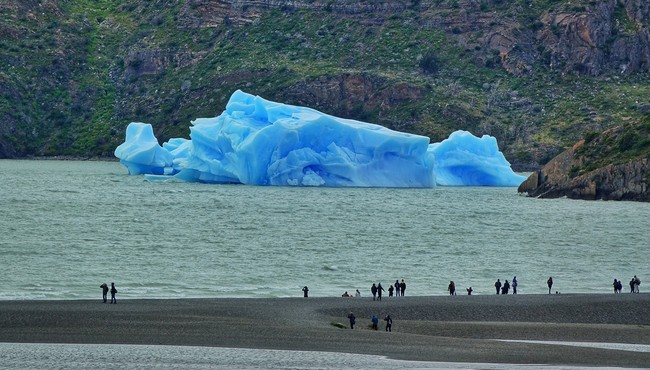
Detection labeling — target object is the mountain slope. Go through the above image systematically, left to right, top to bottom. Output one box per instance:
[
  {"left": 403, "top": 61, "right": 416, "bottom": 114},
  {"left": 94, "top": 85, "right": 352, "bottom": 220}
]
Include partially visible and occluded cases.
[{"left": 1, "top": 0, "right": 649, "bottom": 171}]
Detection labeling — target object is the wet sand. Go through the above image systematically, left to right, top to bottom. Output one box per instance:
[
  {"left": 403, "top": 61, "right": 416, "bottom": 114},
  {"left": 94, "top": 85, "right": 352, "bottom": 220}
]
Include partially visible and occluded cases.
[{"left": 1, "top": 293, "right": 649, "bottom": 367}]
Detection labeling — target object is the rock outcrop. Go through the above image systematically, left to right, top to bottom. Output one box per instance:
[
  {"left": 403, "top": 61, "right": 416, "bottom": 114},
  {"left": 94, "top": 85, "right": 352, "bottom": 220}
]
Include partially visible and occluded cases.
[{"left": 519, "top": 121, "right": 650, "bottom": 201}]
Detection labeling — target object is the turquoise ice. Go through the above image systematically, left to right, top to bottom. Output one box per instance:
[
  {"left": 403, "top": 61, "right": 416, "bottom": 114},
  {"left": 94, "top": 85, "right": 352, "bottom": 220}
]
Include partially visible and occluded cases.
[{"left": 115, "top": 90, "right": 524, "bottom": 187}]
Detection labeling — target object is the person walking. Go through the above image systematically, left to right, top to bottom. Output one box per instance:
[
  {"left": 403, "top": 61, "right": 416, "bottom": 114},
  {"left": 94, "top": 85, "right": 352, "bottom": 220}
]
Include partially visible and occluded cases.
[
  {"left": 633, "top": 275, "right": 641, "bottom": 293},
  {"left": 512, "top": 276, "right": 518, "bottom": 294},
  {"left": 547, "top": 277, "right": 553, "bottom": 294},
  {"left": 630, "top": 278, "right": 635, "bottom": 293},
  {"left": 400, "top": 279, "right": 406, "bottom": 296},
  {"left": 495, "top": 279, "right": 502, "bottom": 294},
  {"left": 110, "top": 282, "right": 117, "bottom": 304},
  {"left": 100, "top": 283, "right": 109, "bottom": 303},
  {"left": 371, "top": 283, "right": 378, "bottom": 301},
  {"left": 377, "top": 283, "right": 385, "bottom": 301},
  {"left": 302, "top": 286, "right": 309, "bottom": 298},
  {"left": 347, "top": 312, "right": 356, "bottom": 329},
  {"left": 384, "top": 315, "right": 392, "bottom": 332}
]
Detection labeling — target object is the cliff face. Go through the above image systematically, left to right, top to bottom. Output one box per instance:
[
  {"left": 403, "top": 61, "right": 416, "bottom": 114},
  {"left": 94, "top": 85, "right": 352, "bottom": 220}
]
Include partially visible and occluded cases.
[
  {"left": 175, "top": 0, "right": 650, "bottom": 76},
  {"left": 518, "top": 120, "right": 650, "bottom": 201}
]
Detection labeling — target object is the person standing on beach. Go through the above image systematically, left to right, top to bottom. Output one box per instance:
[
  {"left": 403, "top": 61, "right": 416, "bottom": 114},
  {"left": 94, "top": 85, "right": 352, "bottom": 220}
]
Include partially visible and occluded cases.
[
  {"left": 633, "top": 275, "right": 640, "bottom": 293},
  {"left": 512, "top": 276, "right": 518, "bottom": 294},
  {"left": 547, "top": 277, "right": 553, "bottom": 294},
  {"left": 629, "top": 278, "right": 635, "bottom": 293},
  {"left": 400, "top": 279, "right": 406, "bottom": 296},
  {"left": 495, "top": 279, "right": 502, "bottom": 294},
  {"left": 395, "top": 280, "right": 401, "bottom": 296},
  {"left": 502, "top": 280, "right": 510, "bottom": 295},
  {"left": 448, "top": 281, "right": 456, "bottom": 295},
  {"left": 110, "top": 282, "right": 117, "bottom": 304},
  {"left": 100, "top": 283, "right": 109, "bottom": 303},
  {"left": 371, "top": 283, "right": 378, "bottom": 300},
  {"left": 377, "top": 283, "right": 385, "bottom": 301},
  {"left": 388, "top": 284, "right": 394, "bottom": 297},
  {"left": 302, "top": 286, "right": 309, "bottom": 298},
  {"left": 466, "top": 287, "right": 473, "bottom": 295},
  {"left": 355, "top": 289, "right": 361, "bottom": 297},
  {"left": 347, "top": 312, "right": 356, "bottom": 329},
  {"left": 371, "top": 314, "right": 379, "bottom": 330},
  {"left": 384, "top": 315, "right": 392, "bottom": 332}
]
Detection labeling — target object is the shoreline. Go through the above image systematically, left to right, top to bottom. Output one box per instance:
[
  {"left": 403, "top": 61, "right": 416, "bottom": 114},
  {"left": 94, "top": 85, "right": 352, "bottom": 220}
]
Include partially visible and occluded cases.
[{"left": 1, "top": 294, "right": 649, "bottom": 367}]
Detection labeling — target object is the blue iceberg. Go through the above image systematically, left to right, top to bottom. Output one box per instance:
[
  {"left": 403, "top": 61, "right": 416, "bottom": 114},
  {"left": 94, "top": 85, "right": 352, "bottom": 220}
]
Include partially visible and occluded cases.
[
  {"left": 115, "top": 90, "right": 524, "bottom": 187},
  {"left": 430, "top": 131, "right": 526, "bottom": 186}
]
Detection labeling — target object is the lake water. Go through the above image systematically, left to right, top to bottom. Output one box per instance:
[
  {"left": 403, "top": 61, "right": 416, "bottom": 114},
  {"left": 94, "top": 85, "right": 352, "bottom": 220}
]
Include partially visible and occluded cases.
[{"left": 0, "top": 160, "right": 648, "bottom": 300}]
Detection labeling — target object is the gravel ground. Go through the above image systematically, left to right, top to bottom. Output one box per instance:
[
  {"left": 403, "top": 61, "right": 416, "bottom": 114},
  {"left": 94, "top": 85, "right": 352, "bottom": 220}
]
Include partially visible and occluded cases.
[{"left": 1, "top": 294, "right": 649, "bottom": 367}]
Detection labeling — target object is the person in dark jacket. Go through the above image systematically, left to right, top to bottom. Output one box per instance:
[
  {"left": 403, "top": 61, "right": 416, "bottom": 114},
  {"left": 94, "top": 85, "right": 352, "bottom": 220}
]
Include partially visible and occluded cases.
[
  {"left": 547, "top": 277, "right": 553, "bottom": 294},
  {"left": 399, "top": 279, "right": 406, "bottom": 296},
  {"left": 495, "top": 279, "right": 502, "bottom": 294},
  {"left": 502, "top": 280, "right": 510, "bottom": 294},
  {"left": 448, "top": 281, "right": 456, "bottom": 295},
  {"left": 110, "top": 282, "right": 117, "bottom": 304},
  {"left": 100, "top": 283, "right": 109, "bottom": 303},
  {"left": 371, "top": 283, "right": 378, "bottom": 301},
  {"left": 377, "top": 283, "right": 385, "bottom": 301},
  {"left": 302, "top": 286, "right": 309, "bottom": 298},
  {"left": 347, "top": 312, "right": 356, "bottom": 329},
  {"left": 384, "top": 315, "right": 392, "bottom": 332}
]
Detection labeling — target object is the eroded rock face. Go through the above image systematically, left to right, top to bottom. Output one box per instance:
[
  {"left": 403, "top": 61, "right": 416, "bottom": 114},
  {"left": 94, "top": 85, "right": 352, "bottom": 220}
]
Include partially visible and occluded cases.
[
  {"left": 175, "top": 0, "right": 650, "bottom": 76},
  {"left": 536, "top": 0, "right": 649, "bottom": 75},
  {"left": 282, "top": 73, "right": 423, "bottom": 118},
  {"left": 519, "top": 140, "right": 650, "bottom": 202}
]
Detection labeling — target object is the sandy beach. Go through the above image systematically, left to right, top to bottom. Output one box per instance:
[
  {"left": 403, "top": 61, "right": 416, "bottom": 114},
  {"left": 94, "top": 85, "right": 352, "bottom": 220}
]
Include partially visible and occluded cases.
[{"left": 1, "top": 293, "right": 649, "bottom": 367}]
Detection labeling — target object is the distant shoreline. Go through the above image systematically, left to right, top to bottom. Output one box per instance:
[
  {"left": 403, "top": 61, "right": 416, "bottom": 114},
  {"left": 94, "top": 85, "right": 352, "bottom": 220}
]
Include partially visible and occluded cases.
[{"left": 1, "top": 294, "right": 649, "bottom": 367}]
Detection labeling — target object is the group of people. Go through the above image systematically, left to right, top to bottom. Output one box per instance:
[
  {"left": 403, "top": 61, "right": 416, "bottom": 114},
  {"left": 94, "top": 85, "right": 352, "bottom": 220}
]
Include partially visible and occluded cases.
[
  {"left": 309, "top": 274, "right": 642, "bottom": 298},
  {"left": 613, "top": 275, "right": 641, "bottom": 293},
  {"left": 493, "top": 277, "right": 519, "bottom": 295},
  {"left": 369, "top": 279, "right": 406, "bottom": 301},
  {"left": 100, "top": 282, "right": 118, "bottom": 303},
  {"left": 347, "top": 312, "right": 392, "bottom": 331}
]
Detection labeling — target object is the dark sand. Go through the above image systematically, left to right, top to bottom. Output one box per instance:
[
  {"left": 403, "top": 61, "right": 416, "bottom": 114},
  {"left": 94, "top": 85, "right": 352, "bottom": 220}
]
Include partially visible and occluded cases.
[{"left": 1, "top": 294, "right": 649, "bottom": 367}]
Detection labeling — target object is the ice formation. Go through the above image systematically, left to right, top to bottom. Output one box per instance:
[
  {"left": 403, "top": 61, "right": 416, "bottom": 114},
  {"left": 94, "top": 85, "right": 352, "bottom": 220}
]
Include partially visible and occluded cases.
[
  {"left": 115, "top": 90, "right": 525, "bottom": 187},
  {"left": 430, "top": 131, "right": 526, "bottom": 186}
]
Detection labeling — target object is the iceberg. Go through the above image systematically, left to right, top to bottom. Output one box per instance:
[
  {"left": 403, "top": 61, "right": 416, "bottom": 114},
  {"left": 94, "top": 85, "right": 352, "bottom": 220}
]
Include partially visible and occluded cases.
[
  {"left": 115, "top": 90, "right": 524, "bottom": 187},
  {"left": 430, "top": 131, "right": 526, "bottom": 186}
]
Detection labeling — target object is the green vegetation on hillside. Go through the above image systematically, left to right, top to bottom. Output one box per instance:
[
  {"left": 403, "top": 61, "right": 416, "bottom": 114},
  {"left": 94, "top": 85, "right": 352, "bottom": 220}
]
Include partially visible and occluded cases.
[{"left": 0, "top": 0, "right": 648, "bottom": 170}]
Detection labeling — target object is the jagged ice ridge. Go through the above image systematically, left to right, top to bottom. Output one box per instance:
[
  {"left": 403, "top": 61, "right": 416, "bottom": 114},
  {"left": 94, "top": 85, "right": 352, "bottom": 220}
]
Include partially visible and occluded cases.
[{"left": 115, "top": 90, "right": 525, "bottom": 187}]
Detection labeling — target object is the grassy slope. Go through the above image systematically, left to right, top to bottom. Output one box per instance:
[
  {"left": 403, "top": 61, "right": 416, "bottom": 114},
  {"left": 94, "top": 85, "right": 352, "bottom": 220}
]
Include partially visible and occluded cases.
[{"left": 0, "top": 0, "right": 648, "bottom": 168}]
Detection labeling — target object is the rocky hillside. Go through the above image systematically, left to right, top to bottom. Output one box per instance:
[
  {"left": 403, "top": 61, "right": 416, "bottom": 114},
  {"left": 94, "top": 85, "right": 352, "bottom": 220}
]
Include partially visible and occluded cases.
[
  {"left": 1, "top": 0, "right": 649, "bottom": 171},
  {"left": 518, "top": 115, "right": 649, "bottom": 201}
]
